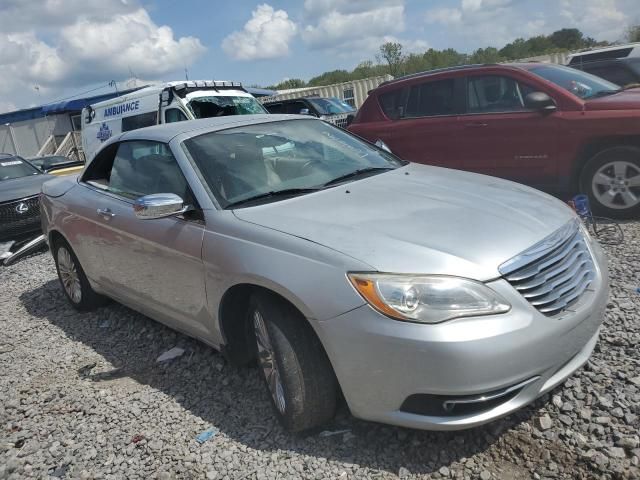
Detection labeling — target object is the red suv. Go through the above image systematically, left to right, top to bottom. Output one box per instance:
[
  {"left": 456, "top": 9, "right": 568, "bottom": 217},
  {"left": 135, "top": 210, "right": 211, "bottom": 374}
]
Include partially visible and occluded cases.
[{"left": 348, "top": 63, "right": 640, "bottom": 218}]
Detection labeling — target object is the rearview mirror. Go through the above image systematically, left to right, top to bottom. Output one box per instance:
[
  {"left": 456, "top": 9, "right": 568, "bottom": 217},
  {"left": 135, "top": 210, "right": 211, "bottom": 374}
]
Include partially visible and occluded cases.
[
  {"left": 525, "top": 92, "right": 557, "bottom": 112},
  {"left": 133, "top": 193, "right": 189, "bottom": 220}
]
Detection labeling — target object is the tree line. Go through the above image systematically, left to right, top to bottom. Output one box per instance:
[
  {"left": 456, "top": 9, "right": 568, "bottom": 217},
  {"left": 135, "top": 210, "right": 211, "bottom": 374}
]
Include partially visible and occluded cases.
[{"left": 266, "top": 26, "right": 638, "bottom": 90}]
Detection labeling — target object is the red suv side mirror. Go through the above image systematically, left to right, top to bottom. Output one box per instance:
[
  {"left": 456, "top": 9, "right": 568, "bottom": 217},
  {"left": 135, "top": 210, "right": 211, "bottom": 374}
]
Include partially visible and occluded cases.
[{"left": 525, "top": 92, "right": 557, "bottom": 113}]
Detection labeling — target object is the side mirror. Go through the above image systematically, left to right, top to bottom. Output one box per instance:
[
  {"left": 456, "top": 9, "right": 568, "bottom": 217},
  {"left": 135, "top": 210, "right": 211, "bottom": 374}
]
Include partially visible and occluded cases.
[
  {"left": 525, "top": 92, "right": 557, "bottom": 112},
  {"left": 299, "top": 108, "right": 310, "bottom": 115},
  {"left": 133, "top": 193, "right": 189, "bottom": 220}
]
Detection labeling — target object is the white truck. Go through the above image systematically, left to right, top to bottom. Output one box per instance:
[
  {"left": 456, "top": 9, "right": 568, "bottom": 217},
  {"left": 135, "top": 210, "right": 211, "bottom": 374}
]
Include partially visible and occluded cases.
[{"left": 82, "top": 80, "right": 267, "bottom": 161}]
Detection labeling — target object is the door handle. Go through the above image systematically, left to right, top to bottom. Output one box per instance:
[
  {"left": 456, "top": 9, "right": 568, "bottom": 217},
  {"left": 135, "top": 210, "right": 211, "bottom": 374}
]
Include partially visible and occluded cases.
[
  {"left": 464, "top": 122, "right": 488, "bottom": 128},
  {"left": 97, "top": 208, "right": 115, "bottom": 219}
]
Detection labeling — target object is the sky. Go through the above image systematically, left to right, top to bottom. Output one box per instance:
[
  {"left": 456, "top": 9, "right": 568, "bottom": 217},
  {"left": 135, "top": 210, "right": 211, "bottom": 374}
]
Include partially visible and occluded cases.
[{"left": 0, "top": 0, "right": 638, "bottom": 114}]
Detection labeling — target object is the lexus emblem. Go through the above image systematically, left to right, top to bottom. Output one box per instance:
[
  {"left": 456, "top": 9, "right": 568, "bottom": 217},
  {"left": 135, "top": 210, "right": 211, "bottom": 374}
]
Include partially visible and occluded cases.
[{"left": 15, "top": 202, "right": 29, "bottom": 214}]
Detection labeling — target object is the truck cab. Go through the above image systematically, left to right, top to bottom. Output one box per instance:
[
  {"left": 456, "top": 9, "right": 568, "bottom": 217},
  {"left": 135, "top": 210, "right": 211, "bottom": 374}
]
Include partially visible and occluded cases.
[{"left": 82, "top": 81, "right": 267, "bottom": 161}]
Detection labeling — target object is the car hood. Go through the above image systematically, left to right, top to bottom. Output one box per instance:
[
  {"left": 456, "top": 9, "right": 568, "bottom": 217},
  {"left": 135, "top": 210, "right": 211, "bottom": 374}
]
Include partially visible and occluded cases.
[
  {"left": 584, "top": 88, "right": 640, "bottom": 110},
  {"left": 233, "top": 164, "right": 575, "bottom": 281},
  {"left": 0, "top": 174, "right": 53, "bottom": 203}
]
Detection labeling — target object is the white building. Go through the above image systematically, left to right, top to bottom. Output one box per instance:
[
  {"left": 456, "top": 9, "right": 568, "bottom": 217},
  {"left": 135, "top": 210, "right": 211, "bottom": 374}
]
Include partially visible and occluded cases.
[{"left": 259, "top": 75, "right": 393, "bottom": 109}]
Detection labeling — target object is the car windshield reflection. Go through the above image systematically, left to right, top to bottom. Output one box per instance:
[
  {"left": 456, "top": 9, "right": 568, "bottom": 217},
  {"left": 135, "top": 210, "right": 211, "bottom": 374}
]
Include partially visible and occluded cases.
[{"left": 183, "top": 119, "right": 405, "bottom": 208}]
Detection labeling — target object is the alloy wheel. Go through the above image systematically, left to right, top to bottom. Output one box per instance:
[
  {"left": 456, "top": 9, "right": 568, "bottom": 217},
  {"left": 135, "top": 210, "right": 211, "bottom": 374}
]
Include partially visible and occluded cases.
[
  {"left": 591, "top": 160, "right": 640, "bottom": 210},
  {"left": 58, "top": 247, "right": 82, "bottom": 304},
  {"left": 253, "top": 310, "right": 286, "bottom": 414}
]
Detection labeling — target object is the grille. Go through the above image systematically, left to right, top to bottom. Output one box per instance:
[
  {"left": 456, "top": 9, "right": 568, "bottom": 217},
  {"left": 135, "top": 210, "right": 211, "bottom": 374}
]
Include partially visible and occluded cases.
[
  {"left": 323, "top": 114, "right": 349, "bottom": 129},
  {"left": 0, "top": 195, "right": 41, "bottom": 241},
  {"left": 499, "top": 220, "right": 596, "bottom": 316}
]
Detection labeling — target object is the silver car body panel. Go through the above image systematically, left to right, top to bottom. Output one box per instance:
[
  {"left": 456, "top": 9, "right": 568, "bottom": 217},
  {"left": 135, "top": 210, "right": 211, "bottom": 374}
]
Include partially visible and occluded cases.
[
  {"left": 39, "top": 115, "right": 609, "bottom": 430},
  {"left": 234, "top": 163, "right": 575, "bottom": 281}
]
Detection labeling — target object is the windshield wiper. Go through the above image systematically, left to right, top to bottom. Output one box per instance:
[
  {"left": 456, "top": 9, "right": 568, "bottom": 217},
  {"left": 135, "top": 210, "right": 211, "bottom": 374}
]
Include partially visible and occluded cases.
[
  {"left": 322, "top": 167, "right": 395, "bottom": 187},
  {"left": 224, "top": 188, "right": 320, "bottom": 209}
]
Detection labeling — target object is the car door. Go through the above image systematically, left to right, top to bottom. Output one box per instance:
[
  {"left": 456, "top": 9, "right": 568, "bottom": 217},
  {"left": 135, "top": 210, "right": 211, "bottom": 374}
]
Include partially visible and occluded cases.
[
  {"left": 457, "top": 73, "right": 561, "bottom": 188},
  {"left": 384, "top": 77, "right": 466, "bottom": 168},
  {"left": 82, "top": 140, "right": 208, "bottom": 337}
]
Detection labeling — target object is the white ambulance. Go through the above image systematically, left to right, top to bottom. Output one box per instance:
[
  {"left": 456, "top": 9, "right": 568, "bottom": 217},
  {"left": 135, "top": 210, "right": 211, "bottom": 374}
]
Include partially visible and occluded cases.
[{"left": 82, "top": 80, "right": 267, "bottom": 161}]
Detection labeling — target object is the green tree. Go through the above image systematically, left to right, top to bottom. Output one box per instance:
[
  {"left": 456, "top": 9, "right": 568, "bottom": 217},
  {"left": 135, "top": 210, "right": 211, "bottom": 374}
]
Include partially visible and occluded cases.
[
  {"left": 628, "top": 24, "right": 640, "bottom": 42},
  {"left": 549, "top": 28, "right": 585, "bottom": 50},
  {"left": 499, "top": 38, "right": 530, "bottom": 60},
  {"left": 378, "top": 42, "right": 404, "bottom": 76},
  {"left": 469, "top": 47, "right": 503, "bottom": 64},
  {"left": 308, "top": 70, "right": 352, "bottom": 87},
  {"left": 269, "top": 78, "right": 307, "bottom": 90}
]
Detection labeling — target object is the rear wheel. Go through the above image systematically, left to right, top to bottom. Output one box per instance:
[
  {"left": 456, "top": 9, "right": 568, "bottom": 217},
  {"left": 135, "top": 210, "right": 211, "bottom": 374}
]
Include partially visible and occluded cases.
[
  {"left": 580, "top": 146, "right": 640, "bottom": 219},
  {"left": 53, "top": 239, "right": 106, "bottom": 311},
  {"left": 249, "top": 292, "right": 337, "bottom": 432}
]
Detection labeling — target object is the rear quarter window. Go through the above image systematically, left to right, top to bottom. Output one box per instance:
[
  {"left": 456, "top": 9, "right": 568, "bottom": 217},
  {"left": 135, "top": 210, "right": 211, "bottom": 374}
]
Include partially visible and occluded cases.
[{"left": 378, "top": 88, "right": 406, "bottom": 120}]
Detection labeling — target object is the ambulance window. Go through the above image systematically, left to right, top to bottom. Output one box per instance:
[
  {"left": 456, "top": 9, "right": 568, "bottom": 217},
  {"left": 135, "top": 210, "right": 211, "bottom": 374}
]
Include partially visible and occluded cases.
[
  {"left": 165, "top": 109, "right": 188, "bottom": 123},
  {"left": 122, "top": 112, "right": 158, "bottom": 132}
]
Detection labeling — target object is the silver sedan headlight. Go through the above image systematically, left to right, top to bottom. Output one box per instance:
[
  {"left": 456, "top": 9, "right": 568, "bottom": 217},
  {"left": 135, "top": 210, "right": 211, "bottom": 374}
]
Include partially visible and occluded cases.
[{"left": 348, "top": 273, "right": 511, "bottom": 324}]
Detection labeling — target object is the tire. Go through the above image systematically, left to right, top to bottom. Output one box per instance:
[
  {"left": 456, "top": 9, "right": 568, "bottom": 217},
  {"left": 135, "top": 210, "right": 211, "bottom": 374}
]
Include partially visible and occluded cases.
[
  {"left": 579, "top": 146, "right": 640, "bottom": 219},
  {"left": 53, "top": 238, "right": 107, "bottom": 311},
  {"left": 249, "top": 292, "right": 337, "bottom": 432}
]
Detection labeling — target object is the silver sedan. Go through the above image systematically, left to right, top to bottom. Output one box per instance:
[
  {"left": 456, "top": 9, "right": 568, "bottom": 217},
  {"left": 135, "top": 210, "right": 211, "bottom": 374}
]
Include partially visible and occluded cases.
[{"left": 40, "top": 115, "right": 609, "bottom": 432}]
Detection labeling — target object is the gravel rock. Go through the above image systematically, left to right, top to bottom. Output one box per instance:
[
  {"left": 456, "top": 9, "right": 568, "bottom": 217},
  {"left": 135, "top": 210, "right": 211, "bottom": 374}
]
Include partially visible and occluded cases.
[
  {"left": 1, "top": 220, "right": 640, "bottom": 479},
  {"left": 536, "top": 414, "right": 553, "bottom": 431}
]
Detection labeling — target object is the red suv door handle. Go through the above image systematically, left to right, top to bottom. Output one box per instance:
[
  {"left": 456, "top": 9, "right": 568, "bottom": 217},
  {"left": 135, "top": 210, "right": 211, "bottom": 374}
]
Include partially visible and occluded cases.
[{"left": 465, "top": 122, "right": 488, "bottom": 128}]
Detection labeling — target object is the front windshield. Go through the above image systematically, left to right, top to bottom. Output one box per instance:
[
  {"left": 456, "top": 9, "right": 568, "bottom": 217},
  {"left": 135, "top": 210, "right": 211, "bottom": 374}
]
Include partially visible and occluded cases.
[
  {"left": 530, "top": 65, "right": 621, "bottom": 99},
  {"left": 188, "top": 95, "right": 266, "bottom": 118},
  {"left": 307, "top": 97, "right": 355, "bottom": 115},
  {"left": 183, "top": 119, "right": 405, "bottom": 208},
  {"left": 0, "top": 156, "right": 40, "bottom": 181}
]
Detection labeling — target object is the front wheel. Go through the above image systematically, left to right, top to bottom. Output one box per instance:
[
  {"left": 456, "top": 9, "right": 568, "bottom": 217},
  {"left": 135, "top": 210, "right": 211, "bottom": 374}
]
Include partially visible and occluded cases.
[
  {"left": 580, "top": 146, "right": 640, "bottom": 219},
  {"left": 249, "top": 292, "right": 337, "bottom": 432}
]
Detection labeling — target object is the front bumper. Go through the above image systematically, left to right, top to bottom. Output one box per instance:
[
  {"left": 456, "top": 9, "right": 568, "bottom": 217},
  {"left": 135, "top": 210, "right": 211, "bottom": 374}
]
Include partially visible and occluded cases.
[{"left": 315, "top": 243, "right": 609, "bottom": 431}]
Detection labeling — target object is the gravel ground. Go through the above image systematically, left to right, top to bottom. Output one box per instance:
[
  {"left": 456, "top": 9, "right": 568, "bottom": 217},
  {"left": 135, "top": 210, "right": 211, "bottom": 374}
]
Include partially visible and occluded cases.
[{"left": 1, "top": 222, "right": 639, "bottom": 480}]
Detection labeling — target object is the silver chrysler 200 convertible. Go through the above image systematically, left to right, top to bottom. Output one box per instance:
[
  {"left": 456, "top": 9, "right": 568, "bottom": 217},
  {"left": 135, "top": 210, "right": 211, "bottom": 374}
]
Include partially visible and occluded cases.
[{"left": 40, "top": 114, "right": 609, "bottom": 432}]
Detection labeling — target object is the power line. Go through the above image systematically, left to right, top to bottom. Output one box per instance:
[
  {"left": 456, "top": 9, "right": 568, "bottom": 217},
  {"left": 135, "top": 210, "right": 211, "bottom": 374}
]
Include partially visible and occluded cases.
[{"left": 42, "top": 83, "right": 114, "bottom": 106}]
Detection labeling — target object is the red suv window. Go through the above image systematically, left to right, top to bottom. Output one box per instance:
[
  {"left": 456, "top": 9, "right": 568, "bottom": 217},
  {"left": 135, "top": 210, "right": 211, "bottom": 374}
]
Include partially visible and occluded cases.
[
  {"left": 466, "top": 75, "right": 534, "bottom": 113},
  {"left": 405, "top": 79, "right": 456, "bottom": 117}
]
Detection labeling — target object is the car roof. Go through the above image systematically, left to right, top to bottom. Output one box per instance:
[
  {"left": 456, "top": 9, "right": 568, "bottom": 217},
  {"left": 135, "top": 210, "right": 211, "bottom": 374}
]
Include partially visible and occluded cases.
[
  {"left": 377, "top": 63, "right": 540, "bottom": 88},
  {"left": 119, "top": 114, "right": 315, "bottom": 143}
]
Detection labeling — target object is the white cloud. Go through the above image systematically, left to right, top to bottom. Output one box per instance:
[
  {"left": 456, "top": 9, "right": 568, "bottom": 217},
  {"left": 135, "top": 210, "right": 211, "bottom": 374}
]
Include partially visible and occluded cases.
[
  {"left": 0, "top": 0, "right": 205, "bottom": 112},
  {"left": 302, "top": 0, "right": 405, "bottom": 53},
  {"left": 425, "top": 0, "right": 631, "bottom": 50},
  {"left": 560, "top": 0, "right": 628, "bottom": 41},
  {"left": 222, "top": 4, "right": 297, "bottom": 61},
  {"left": 425, "top": 7, "right": 462, "bottom": 25},
  {"left": 61, "top": 9, "right": 205, "bottom": 82}
]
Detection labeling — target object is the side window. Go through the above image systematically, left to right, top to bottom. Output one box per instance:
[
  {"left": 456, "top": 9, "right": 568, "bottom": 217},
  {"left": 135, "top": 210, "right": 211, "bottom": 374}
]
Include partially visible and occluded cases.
[
  {"left": 583, "top": 65, "right": 636, "bottom": 87},
  {"left": 467, "top": 76, "right": 529, "bottom": 113},
  {"left": 405, "top": 79, "right": 455, "bottom": 118},
  {"left": 378, "top": 88, "right": 407, "bottom": 120},
  {"left": 285, "top": 101, "right": 308, "bottom": 115},
  {"left": 265, "top": 103, "right": 284, "bottom": 114},
  {"left": 165, "top": 108, "right": 188, "bottom": 123},
  {"left": 121, "top": 111, "right": 158, "bottom": 132},
  {"left": 106, "top": 141, "right": 190, "bottom": 201}
]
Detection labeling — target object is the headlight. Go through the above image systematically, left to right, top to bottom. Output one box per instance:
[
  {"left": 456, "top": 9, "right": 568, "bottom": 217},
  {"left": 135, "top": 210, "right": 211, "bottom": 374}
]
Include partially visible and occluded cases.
[{"left": 348, "top": 273, "right": 511, "bottom": 324}]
